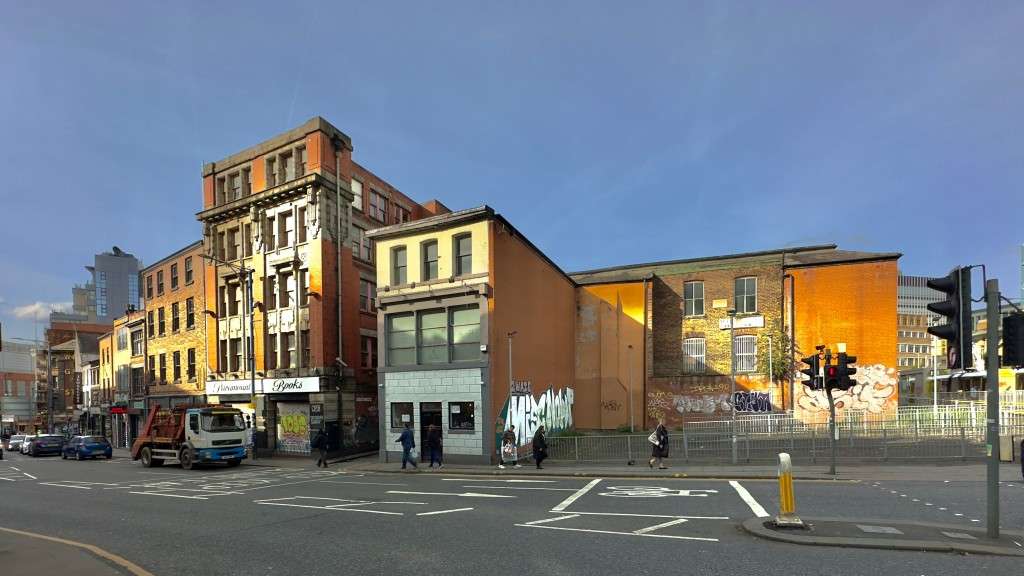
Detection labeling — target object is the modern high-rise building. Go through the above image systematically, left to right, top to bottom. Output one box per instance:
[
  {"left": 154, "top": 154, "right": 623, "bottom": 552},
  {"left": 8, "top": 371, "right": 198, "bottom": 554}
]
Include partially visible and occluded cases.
[{"left": 51, "top": 247, "right": 143, "bottom": 325}]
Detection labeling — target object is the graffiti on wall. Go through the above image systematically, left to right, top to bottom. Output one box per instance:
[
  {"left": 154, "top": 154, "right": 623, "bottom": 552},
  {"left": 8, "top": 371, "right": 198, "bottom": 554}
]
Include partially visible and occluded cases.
[
  {"left": 796, "top": 364, "right": 897, "bottom": 416},
  {"left": 497, "top": 387, "right": 574, "bottom": 449},
  {"left": 733, "top": 391, "right": 772, "bottom": 413},
  {"left": 601, "top": 400, "right": 622, "bottom": 412},
  {"left": 276, "top": 402, "right": 310, "bottom": 453}
]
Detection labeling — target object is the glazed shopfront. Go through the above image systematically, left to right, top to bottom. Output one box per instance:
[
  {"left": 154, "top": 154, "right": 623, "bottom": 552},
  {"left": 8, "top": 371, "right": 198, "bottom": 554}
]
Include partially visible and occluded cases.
[{"left": 206, "top": 376, "right": 378, "bottom": 456}]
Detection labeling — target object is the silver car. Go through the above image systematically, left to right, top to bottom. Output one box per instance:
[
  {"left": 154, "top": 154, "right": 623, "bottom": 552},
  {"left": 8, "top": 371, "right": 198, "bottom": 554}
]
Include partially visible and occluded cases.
[
  {"left": 6, "top": 435, "right": 26, "bottom": 451},
  {"left": 20, "top": 435, "right": 36, "bottom": 454}
]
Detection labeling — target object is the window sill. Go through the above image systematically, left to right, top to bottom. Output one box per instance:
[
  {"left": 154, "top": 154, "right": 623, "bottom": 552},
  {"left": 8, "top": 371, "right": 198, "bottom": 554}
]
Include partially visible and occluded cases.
[
  {"left": 683, "top": 315, "right": 706, "bottom": 319},
  {"left": 447, "top": 429, "right": 476, "bottom": 435}
]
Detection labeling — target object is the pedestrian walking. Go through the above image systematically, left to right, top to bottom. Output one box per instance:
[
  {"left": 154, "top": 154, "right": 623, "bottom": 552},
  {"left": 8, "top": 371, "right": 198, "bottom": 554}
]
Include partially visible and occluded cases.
[
  {"left": 648, "top": 418, "right": 669, "bottom": 469},
  {"left": 397, "top": 423, "right": 418, "bottom": 470},
  {"left": 427, "top": 424, "right": 443, "bottom": 468},
  {"left": 499, "top": 425, "right": 521, "bottom": 469},
  {"left": 532, "top": 425, "right": 547, "bottom": 469},
  {"left": 312, "top": 428, "right": 329, "bottom": 468}
]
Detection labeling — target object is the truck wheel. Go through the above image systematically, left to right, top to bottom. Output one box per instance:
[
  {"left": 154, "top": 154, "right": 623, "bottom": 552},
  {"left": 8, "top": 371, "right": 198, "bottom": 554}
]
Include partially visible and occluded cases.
[
  {"left": 141, "top": 447, "right": 154, "bottom": 467},
  {"left": 180, "top": 447, "right": 194, "bottom": 470},
  {"left": 227, "top": 458, "right": 241, "bottom": 467}
]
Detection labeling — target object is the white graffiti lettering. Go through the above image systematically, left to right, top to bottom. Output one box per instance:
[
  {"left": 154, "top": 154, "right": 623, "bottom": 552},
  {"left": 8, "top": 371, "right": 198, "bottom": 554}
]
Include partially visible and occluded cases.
[{"left": 504, "top": 387, "right": 574, "bottom": 445}]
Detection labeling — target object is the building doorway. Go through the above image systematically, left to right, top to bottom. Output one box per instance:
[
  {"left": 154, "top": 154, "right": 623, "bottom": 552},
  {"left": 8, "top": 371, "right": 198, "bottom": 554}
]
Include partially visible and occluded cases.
[{"left": 419, "top": 402, "right": 442, "bottom": 462}]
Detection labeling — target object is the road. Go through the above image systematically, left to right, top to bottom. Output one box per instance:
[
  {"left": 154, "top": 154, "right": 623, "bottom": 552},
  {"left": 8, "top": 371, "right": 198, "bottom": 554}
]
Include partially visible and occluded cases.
[{"left": 1, "top": 450, "right": 1022, "bottom": 575}]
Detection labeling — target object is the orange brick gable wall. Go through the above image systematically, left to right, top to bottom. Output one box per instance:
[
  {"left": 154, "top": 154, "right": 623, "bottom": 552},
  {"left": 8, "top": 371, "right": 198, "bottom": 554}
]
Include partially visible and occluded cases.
[{"left": 791, "top": 260, "right": 899, "bottom": 422}]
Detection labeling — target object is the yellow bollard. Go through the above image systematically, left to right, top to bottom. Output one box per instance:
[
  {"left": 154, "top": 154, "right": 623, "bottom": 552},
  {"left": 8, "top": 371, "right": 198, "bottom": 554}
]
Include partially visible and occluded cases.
[{"left": 775, "top": 452, "right": 804, "bottom": 527}]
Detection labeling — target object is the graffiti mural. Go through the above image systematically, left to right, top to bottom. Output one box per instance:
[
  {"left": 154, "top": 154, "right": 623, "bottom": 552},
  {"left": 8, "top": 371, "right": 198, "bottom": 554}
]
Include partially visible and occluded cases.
[
  {"left": 796, "top": 363, "right": 897, "bottom": 417},
  {"left": 497, "top": 387, "right": 574, "bottom": 449},
  {"left": 732, "top": 391, "right": 772, "bottom": 413},
  {"left": 276, "top": 402, "right": 310, "bottom": 453}
]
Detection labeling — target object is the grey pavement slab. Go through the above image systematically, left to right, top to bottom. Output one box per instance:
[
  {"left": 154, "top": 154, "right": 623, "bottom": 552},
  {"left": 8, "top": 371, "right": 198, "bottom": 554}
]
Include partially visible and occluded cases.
[{"left": 743, "top": 516, "right": 1024, "bottom": 557}]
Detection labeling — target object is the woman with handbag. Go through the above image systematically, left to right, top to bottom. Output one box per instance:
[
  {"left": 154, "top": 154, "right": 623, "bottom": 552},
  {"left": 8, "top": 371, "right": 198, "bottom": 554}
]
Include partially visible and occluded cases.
[{"left": 648, "top": 418, "right": 669, "bottom": 469}]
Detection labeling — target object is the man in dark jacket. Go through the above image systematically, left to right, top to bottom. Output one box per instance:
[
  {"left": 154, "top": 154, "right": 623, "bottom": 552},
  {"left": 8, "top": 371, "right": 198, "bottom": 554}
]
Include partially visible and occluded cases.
[
  {"left": 397, "top": 423, "right": 418, "bottom": 470},
  {"left": 426, "top": 424, "right": 443, "bottom": 468},
  {"left": 532, "top": 425, "right": 547, "bottom": 469},
  {"left": 312, "top": 428, "right": 328, "bottom": 468}
]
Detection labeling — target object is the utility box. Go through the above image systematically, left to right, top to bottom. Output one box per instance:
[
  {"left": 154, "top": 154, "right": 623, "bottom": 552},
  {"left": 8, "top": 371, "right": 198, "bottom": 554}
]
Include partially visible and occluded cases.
[{"left": 998, "top": 435, "right": 1013, "bottom": 462}]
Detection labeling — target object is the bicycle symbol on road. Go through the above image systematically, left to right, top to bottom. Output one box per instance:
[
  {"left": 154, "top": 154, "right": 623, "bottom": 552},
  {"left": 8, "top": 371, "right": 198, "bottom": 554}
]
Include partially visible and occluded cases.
[{"left": 598, "top": 486, "right": 718, "bottom": 498}]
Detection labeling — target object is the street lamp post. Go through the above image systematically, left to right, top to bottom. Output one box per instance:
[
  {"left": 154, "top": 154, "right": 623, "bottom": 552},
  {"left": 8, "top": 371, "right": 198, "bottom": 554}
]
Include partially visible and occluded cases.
[
  {"left": 201, "top": 254, "right": 258, "bottom": 460},
  {"left": 728, "top": 309, "right": 737, "bottom": 465},
  {"left": 507, "top": 331, "right": 517, "bottom": 402}
]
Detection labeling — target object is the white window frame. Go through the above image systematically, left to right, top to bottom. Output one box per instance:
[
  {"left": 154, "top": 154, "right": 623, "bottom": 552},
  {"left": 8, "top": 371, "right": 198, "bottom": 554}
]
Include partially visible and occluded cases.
[
  {"left": 734, "top": 335, "right": 757, "bottom": 372},
  {"left": 682, "top": 337, "right": 706, "bottom": 374}
]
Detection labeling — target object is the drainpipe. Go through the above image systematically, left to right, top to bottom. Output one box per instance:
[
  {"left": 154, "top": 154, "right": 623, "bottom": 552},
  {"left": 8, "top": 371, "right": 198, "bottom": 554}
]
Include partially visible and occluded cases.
[{"left": 334, "top": 138, "right": 343, "bottom": 393}]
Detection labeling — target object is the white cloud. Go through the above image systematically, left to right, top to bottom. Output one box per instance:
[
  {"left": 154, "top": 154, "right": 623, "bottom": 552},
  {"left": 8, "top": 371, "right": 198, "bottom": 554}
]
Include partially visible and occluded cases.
[{"left": 11, "top": 301, "right": 72, "bottom": 320}]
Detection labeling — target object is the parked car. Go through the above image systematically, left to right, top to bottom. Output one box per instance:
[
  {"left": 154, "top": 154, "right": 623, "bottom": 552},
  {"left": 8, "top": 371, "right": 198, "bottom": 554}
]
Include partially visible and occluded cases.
[
  {"left": 28, "top": 434, "right": 63, "bottom": 457},
  {"left": 6, "top": 435, "right": 26, "bottom": 452},
  {"left": 20, "top": 435, "right": 36, "bottom": 454},
  {"left": 62, "top": 436, "right": 113, "bottom": 460}
]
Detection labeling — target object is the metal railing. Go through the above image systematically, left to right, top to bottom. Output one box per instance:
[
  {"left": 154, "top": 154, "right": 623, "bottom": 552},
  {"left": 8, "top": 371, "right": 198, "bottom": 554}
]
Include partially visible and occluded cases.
[{"left": 546, "top": 405, "right": 1024, "bottom": 464}]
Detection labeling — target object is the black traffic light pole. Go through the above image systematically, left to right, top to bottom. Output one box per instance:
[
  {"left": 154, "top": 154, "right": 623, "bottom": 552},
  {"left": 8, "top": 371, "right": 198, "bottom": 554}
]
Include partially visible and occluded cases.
[
  {"left": 984, "top": 278, "right": 1000, "bottom": 539},
  {"left": 824, "top": 349, "right": 837, "bottom": 477}
]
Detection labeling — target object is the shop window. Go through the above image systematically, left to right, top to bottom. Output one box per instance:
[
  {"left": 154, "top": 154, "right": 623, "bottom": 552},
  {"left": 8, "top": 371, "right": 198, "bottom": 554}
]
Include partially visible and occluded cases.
[
  {"left": 448, "top": 401, "right": 475, "bottom": 431},
  {"left": 390, "top": 402, "right": 413, "bottom": 429}
]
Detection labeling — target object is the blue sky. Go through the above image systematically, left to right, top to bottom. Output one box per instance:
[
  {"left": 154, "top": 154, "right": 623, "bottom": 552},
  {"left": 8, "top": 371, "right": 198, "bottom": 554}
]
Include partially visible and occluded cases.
[{"left": 1, "top": 1, "right": 1021, "bottom": 341}]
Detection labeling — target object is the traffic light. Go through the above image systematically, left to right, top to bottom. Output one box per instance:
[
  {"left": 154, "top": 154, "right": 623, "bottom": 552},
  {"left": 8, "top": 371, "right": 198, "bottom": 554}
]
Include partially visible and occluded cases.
[
  {"left": 927, "top": 267, "right": 972, "bottom": 370},
  {"left": 1004, "top": 313, "right": 1024, "bottom": 367},
  {"left": 835, "top": 352, "right": 858, "bottom": 391},
  {"left": 800, "top": 354, "right": 822, "bottom": 390},
  {"left": 824, "top": 364, "right": 839, "bottom": 390}
]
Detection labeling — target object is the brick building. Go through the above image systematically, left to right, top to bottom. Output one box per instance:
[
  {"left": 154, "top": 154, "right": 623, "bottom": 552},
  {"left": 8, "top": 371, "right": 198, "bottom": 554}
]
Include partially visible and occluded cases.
[
  {"left": 196, "top": 117, "right": 446, "bottom": 456},
  {"left": 141, "top": 241, "right": 207, "bottom": 411},
  {"left": 571, "top": 244, "right": 900, "bottom": 428},
  {"left": 1, "top": 342, "right": 36, "bottom": 434}
]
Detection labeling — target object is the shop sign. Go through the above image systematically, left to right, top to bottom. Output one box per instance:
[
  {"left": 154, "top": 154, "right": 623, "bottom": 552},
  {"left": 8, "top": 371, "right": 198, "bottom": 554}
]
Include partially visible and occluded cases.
[
  {"left": 718, "top": 315, "right": 764, "bottom": 330},
  {"left": 207, "top": 377, "right": 322, "bottom": 395},
  {"left": 267, "top": 377, "right": 320, "bottom": 393},
  {"left": 310, "top": 403, "right": 324, "bottom": 427}
]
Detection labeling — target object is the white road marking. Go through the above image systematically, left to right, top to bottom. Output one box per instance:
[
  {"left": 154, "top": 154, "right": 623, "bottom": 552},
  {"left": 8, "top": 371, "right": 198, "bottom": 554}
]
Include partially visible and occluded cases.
[
  {"left": 10, "top": 467, "right": 20, "bottom": 471},
  {"left": 21, "top": 472, "right": 36, "bottom": 480},
  {"left": 0, "top": 477, "right": 15, "bottom": 481},
  {"left": 442, "top": 478, "right": 557, "bottom": 483},
  {"left": 552, "top": 478, "right": 601, "bottom": 512},
  {"left": 318, "top": 480, "right": 407, "bottom": 487},
  {"left": 729, "top": 481, "right": 769, "bottom": 518},
  {"left": 40, "top": 482, "right": 91, "bottom": 489},
  {"left": 462, "top": 485, "right": 576, "bottom": 492},
  {"left": 387, "top": 490, "right": 515, "bottom": 499},
  {"left": 128, "top": 492, "right": 208, "bottom": 499},
  {"left": 912, "top": 499, "right": 920, "bottom": 502},
  {"left": 256, "top": 501, "right": 403, "bottom": 515},
  {"left": 925, "top": 503, "right": 933, "bottom": 506},
  {"left": 416, "top": 508, "right": 474, "bottom": 516},
  {"left": 939, "top": 508, "right": 947, "bottom": 511},
  {"left": 569, "top": 512, "right": 729, "bottom": 520},
  {"left": 954, "top": 513, "right": 963, "bottom": 517},
  {"left": 523, "top": 515, "right": 580, "bottom": 526},
  {"left": 633, "top": 518, "right": 689, "bottom": 535},
  {"left": 516, "top": 523, "right": 718, "bottom": 542}
]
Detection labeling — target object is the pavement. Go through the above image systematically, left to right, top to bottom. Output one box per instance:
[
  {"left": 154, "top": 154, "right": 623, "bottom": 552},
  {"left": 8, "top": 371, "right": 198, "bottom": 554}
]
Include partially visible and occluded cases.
[
  {"left": 4, "top": 448, "right": 1024, "bottom": 575},
  {"left": 0, "top": 527, "right": 144, "bottom": 576}
]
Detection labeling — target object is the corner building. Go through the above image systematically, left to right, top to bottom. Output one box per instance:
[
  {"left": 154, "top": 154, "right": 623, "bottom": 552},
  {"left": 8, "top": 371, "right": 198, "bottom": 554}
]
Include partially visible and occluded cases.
[
  {"left": 196, "top": 117, "right": 444, "bottom": 456},
  {"left": 369, "top": 207, "right": 576, "bottom": 465}
]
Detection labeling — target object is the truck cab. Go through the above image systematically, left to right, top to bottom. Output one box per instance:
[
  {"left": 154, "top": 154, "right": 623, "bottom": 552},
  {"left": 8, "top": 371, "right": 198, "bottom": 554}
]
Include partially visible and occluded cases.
[
  {"left": 132, "top": 405, "right": 248, "bottom": 469},
  {"left": 182, "top": 408, "right": 248, "bottom": 467}
]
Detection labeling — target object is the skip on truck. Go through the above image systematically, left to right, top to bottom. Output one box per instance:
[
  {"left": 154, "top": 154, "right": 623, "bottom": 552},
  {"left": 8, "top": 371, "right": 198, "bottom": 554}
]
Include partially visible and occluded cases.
[{"left": 130, "top": 404, "right": 248, "bottom": 469}]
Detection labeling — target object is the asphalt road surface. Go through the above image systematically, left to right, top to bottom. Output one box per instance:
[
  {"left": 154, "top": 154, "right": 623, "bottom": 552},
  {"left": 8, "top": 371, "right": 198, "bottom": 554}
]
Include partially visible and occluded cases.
[{"left": 2, "top": 450, "right": 1022, "bottom": 576}]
